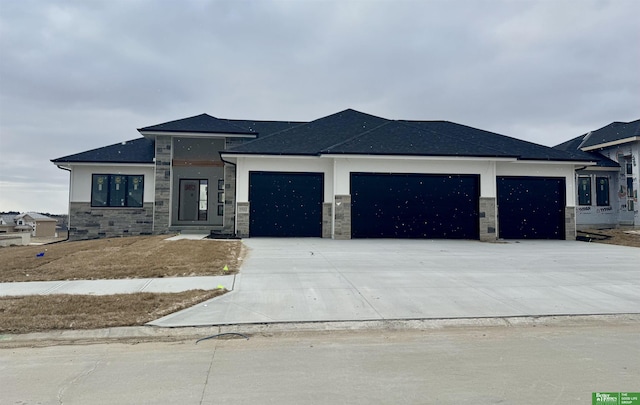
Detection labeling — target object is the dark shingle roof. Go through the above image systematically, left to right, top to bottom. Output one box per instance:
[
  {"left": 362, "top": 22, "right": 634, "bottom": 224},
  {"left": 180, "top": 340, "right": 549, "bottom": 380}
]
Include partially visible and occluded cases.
[
  {"left": 225, "top": 109, "right": 389, "bottom": 155},
  {"left": 226, "top": 109, "right": 591, "bottom": 162},
  {"left": 138, "top": 113, "right": 255, "bottom": 135},
  {"left": 224, "top": 119, "right": 306, "bottom": 135},
  {"left": 578, "top": 119, "right": 640, "bottom": 149},
  {"left": 323, "top": 121, "right": 509, "bottom": 157},
  {"left": 403, "top": 121, "right": 585, "bottom": 161},
  {"left": 554, "top": 135, "right": 620, "bottom": 168},
  {"left": 52, "top": 138, "right": 155, "bottom": 164}
]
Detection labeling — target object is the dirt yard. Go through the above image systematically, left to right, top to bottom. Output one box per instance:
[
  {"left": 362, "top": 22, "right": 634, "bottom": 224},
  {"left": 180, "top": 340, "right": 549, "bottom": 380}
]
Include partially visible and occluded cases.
[
  {"left": 577, "top": 228, "right": 640, "bottom": 248},
  {"left": 0, "top": 235, "right": 244, "bottom": 334},
  {"left": 0, "top": 235, "right": 244, "bottom": 282},
  {"left": 0, "top": 289, "right": 226, "bottom": 334}
]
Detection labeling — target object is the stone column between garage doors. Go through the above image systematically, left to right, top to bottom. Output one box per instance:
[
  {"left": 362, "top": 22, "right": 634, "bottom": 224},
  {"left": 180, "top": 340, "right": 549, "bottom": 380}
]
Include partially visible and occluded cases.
[
  {"left": 333, "top": 194, "right": 351, "bottom": 239},
  {"left": 479, "top": 197, "right": 497, "bottom": 242},
  {"left": 565, "top": 206, "right": 576, "bottom": 240}
]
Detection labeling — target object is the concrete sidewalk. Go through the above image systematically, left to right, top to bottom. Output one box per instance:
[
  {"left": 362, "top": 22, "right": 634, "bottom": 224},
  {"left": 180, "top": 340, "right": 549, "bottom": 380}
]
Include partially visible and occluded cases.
[
  {"left": 149, "top": 238, "right": 640, "bottom": 327},
  {"left": 0, "top": 276, "right": 235, "bottom": 296}
]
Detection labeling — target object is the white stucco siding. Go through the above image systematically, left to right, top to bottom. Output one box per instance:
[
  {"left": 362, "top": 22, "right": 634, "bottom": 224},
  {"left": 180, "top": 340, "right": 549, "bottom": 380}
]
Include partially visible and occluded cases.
[
  {"left": 235, "top": 156, "right": 334, "bottom": 202},
  {"left": 332, "top": 156, "right": 498, "bottom": 197},
  {"left": 496, "top": 162, "right": 578, "bottom": 206},
  {"left": 69, "top": 164, "right": 155, "bottom": 203}
]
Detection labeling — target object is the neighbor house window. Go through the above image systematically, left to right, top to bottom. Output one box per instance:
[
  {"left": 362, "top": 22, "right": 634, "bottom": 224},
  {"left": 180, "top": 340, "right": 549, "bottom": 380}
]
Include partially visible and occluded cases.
[
  {"left": 92, "top": 174, "right": 144, "bottom": 207},
  {"left": 578, "top": 177, "right": 591, "bottom": 206},
  {"left": 595, "top": 177, "right": 609, "bottom": 206}
]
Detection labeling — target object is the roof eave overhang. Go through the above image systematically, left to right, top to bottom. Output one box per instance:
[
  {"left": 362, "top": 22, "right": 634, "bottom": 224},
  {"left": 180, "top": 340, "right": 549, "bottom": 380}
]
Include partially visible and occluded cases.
[
  {"left": 138, "top": 130, "right": 257, "bottom": 139},
  {"left": 580, "top": 136, "right": 640, "bottom": 151},
  {"left": 321, "top": 153, "right": 518, "bottom": 161},
  {"left": 511, "top": 159, "right": 597, "bottom": 166},
  {"left": 53, "top": 161, "right": 155, "bottom": 167},
  {"left": 577, "top": 165, "right": 620, "bottom": 172}
]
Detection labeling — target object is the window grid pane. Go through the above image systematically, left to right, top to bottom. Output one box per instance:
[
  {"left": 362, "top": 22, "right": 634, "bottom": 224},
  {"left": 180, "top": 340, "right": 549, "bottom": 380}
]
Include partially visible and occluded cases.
[
  {"left": 91, "top": 174, "right": 144, "bottom": 208},
  {"left": 578, "top": 177, "right": 591, "bottom": 206},
  {"left": 595, "top": 177, "right": 609, "bottom": 207}
]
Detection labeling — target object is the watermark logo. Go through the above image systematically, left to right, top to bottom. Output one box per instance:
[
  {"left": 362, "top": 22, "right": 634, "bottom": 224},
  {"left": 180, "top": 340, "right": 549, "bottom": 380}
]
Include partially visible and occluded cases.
[{"left": 593, "top": 392, "right": 640, "bottom": 405}]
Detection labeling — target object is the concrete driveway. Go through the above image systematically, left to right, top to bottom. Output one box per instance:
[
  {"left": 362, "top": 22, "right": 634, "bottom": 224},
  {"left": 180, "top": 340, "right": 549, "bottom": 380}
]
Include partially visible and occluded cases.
[{"left": 149, "top": 239, "right": 640, "bottom": 327}]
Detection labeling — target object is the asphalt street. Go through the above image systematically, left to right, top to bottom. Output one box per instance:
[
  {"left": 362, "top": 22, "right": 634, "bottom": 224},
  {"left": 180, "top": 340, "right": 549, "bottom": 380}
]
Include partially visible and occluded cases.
[{"left": 2, "top": 320, "right": 639, "bottom": 405}]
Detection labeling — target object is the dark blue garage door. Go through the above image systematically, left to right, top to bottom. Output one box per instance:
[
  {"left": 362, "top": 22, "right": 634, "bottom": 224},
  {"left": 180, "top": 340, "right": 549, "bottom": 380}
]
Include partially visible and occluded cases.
[
  {"left": 249, "top": 171, "right": 323, "bottom": 237},
  {"left": 351, "top": 173, "right": 480, "bottom": 239},
  {"left": 497, "top": 176, "right": 565, "bottom": 240}
]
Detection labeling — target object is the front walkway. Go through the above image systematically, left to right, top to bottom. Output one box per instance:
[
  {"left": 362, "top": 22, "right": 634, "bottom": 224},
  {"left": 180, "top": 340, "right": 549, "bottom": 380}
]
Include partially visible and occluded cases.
[
  {"left": 149, "top": 239, "right": 640, "bottom": 327},
  {"left": 0, "top": 276, "right": 234, "bottom": 296}
]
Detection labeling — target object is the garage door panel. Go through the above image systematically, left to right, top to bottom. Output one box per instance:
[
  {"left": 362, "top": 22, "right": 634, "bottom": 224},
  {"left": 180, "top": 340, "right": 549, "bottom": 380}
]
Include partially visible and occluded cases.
[
  {"left": 249, "top": 172, "right": 323, "bottom": 237},
  {"left": 351, "top": 173, "right": 480, "bottom": 239},
  {"left": 497, "top": 176, "right": 565, "bottom": 240}
]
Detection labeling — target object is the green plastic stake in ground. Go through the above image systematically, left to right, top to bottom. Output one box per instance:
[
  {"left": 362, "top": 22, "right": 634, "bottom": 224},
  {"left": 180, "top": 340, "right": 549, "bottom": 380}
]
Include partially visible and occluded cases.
[
  {"left": 223, "top": 265, "right": 229, "bottom": 272},
  {"left": 217, "top": 285, "right": 225, "bottom": 290}
]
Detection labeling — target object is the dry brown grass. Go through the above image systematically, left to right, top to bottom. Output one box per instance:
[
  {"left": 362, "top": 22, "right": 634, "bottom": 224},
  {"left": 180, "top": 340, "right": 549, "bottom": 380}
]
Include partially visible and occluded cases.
[
  {"left": 578, "top": 228, "right": 640, "bottom": 248},
  {"left": 0, "top": 235, "right": 244, "bottom": 282},
  {"left": 0, "top": 289, "right": 225, "bottom": 334}
]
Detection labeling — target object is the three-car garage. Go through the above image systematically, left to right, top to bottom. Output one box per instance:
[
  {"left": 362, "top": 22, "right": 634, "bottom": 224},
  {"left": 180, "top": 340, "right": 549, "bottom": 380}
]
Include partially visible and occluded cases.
[{"left": 247, "top": 170, "right": 567, "bottom": 240}]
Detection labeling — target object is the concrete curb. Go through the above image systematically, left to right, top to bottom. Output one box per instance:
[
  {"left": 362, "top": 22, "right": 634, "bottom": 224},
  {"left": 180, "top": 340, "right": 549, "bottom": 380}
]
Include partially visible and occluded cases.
[{"left": 2, "top": 313, "right": 639, "bottom": 348}]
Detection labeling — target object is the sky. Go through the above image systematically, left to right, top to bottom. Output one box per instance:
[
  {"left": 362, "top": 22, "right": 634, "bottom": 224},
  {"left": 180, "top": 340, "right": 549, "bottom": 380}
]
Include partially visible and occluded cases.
[{"left": 1, "top": 0, "right": 639, "bottom": 215}]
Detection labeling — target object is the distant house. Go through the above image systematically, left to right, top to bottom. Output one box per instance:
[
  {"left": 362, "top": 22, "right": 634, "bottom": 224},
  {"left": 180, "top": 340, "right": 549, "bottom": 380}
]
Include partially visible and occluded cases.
[
  {"left": 53, "top": 109, "right": 598, "bottom": 241},
  {"left": 555, "top": 119, "right": 639, "bottom": 228},
  {"left": 14, "top": 213, "right": 58, "bottom": 237},
  {"left": 0, "top": 215, "right": 17, "bottom": 233}
]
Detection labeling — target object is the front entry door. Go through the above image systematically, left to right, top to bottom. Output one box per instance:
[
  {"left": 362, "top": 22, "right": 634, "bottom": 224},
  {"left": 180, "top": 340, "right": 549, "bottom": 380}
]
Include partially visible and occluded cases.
[{"left": 179, "top": 179, "right": 208, "bottom": 221}]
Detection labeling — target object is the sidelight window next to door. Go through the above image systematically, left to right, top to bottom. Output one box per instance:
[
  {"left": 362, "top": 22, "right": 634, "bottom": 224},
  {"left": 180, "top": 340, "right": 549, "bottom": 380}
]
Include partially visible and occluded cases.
[{"left": 179, "top": 179, "right": 208, "bottom": 221}]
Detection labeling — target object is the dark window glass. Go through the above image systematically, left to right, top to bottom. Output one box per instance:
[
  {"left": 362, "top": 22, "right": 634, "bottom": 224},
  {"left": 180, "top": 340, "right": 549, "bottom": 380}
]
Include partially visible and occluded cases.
[
  {"left": 91, "top": 174, "right": 144, "bottom": 207},
  {"left": 91, "top": 175, "right": 109, "bottom": 206},
  {"left": 109, "top": 175, "right": 127, "bottom": 206},
  {"left": 127, "top": 176, "right": 144, "bottom": 208},
  {"left": 578, "top": 177, "right": 591, "bottom": 206},
  {"left": 595, "top": 177, "right": 609, "bottom": 206}
]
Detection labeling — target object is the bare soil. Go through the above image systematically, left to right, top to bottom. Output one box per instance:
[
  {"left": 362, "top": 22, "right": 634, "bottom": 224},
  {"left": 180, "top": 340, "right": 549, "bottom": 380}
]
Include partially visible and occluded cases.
[
  {"left": 577, "top": 228, "right": 640, "bottom": 248},
  {"left": 0, "top": 235, "right": 244, "bottom": 282},
  {"left": 0, "top": 235, "right": 243, "bottom": 334},
  {"left": 0, "top": 289, "right": 226, "bottom": 334}
]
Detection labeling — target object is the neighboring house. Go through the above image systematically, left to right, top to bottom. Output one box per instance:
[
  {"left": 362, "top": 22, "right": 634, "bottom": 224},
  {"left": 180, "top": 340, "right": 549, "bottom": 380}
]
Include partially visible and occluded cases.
[
  {"left": 53, "top": 109, "right": 597, "bottom": 241},
  {"left": 555, "top": 119, "right": 639, "bottom": 229},
  {"left": 0, "top": 213, "right": 56, "bottom": 237},
  {"left": 14, "top": 213, "right": 58, "bottom": 237},
  {"left": 0, "top": 215, "right": 17, "bottom": 233}
]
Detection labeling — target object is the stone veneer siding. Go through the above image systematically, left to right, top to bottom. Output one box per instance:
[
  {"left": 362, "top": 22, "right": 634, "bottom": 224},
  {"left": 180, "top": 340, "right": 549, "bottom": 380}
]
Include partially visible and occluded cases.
[
  {"left": 153, "top": 135, "right": 171, "bottom": 234},
  {"left": 222, "top": 163, "right": 237, "bottom": 235},
  {"left": 333, "top": 195, "right": 351, "bottom": 239},
  {"left": 479, "top": 197, "right": 497, "bottom": 242},
  {"left": 68, "top": 202, "right": 153, "bottom": 240},
  {"left": 236, "top": 202, "right": 250, "bottom": 237},
  {"left": 322, "top": 202, "right": 332, "bottom": 238},
  {"left": 565, "top": 206, "right": 576, "bottom": 240}
]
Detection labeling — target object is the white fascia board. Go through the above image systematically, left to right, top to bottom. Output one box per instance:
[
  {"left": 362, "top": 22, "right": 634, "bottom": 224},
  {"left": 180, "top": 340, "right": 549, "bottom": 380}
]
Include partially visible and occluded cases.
[
  {"left": 139, "top": 130, "right": 257, "bottom": 139},
  {"left": 580, "top": 137, "right": 640, "bottom": 151},
  {"left": 220, "top": 153, "right": 319, "bottom": 160},
  {"left": 322, "top": 154, "right": 518, "bottom": 162},
  {"left": 510, "top": 160, "right": 596, "bottom": 166},
  {"left": 577, "top": 166, "right": 620, "bottom": 172}
]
